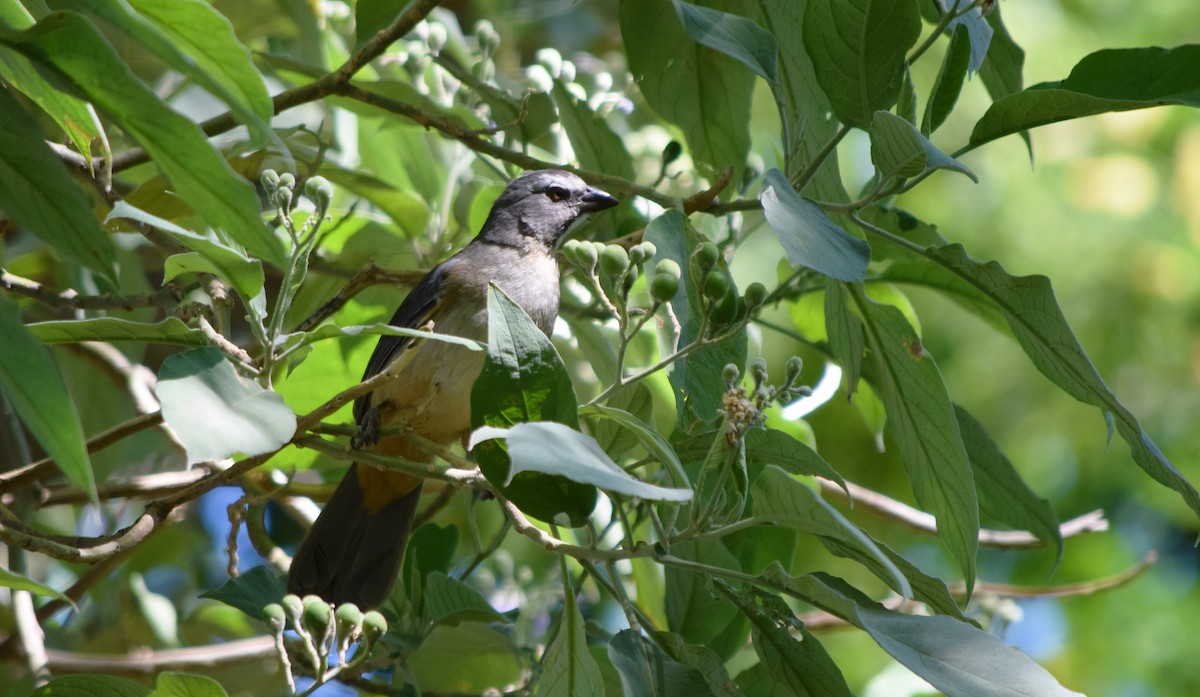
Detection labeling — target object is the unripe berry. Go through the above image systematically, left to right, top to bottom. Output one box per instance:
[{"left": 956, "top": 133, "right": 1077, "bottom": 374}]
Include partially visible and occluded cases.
[
  {"left": 261, "top": 169, "right": 280, "bottom": 190},
  {"left": 304, "top": 176, "right": 333, "bottom": 211},
  {"left": 575, "top": 241, "right": 598, "bottom": 269},
  {"left": 637, "top": 241, "right": 657, "bottom": 261},
  {"left": 693, "top": 241, "right": 719, "bottom": 270},
  {"left": 599, "top": 244, "right": 630, "bottom": 276},
  {"left": 628, "top": 244, "right": 646, "bottom": 266},
  {"left": 703, "top": 271, "right": 729, "bottom": 301},
  {"left": 650, "top": 273, "right": 679, "bottom": 302},
  {"left": 743, "top": 282, "right": 767, "bottom": 308},
  {"left": 709, "top": 290, "right": 740, "bottom": 324},
  {"left": 303, "top": 595, "right": 332, "bottom": 637},
  {"left": 262, "top": 603, "right": 286, "bottom": 633},
  {"left": 335, "top": 603, "right": 364, "bottom": 639},
  {"left": 363, "top": 610, "right": 388, "bottom": 643}
]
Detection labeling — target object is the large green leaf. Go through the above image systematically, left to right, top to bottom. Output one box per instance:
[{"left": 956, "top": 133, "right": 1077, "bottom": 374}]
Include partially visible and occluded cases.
[
  {"left": 0, "top": 0, "right": 108, "bottom": 168},
  {"left": 60, "top": 0, "right": 274, "bottom": 145},
  {"left": 621, "top": 0, "right": 752, "bottom": 178},
  {"left": 672, "top": 0, "right": 777, "bottom": 81},
  {"left": 757, "top": 0, "right": 848, "bottom": 202},
  {"left": 802, "top": 0, "right": 921, "bottom": 128},
  {"left": 977, "top": 4, "right": 1024, "bottom": 101},
  {"left": 0, "top": 12, "right": 284, "bottom": 267},
  {"left": 922, "top": 24, "right": 971, "bottom": 135},
  {"left": 971, "top": 45, "right": 1200, "bottom": 147},
  {"left": 552, "top": 81, "right": 635, "bottom": 181},
  {"left": 0, "top": 88, "right": 115, "bottom": 280},
  {"left": 869, "top": 111, "right": 976, "bottom": 182},
  {"left": 760, "top": 169, "right": 870, "bottom": 282},
  {"left": 107, "top": 201, "right": 265, "bottom": 301},
  {"left": 645, "top": 210, "right": 747, "bottom": 426},
  {"left": 917, "top": 244, "right": 1200, "bottom": 519},
  {"left": 823, "top": 279, "right": 864, "bottom": 396},
  {"left": 470, "top": 285, "right": 596, "bottom": 526},
  {"left": 854, "top": 293, "right": 978, "bottom": 595},
  {"left": 0, "top": 298, "right": 95, "bottom": 502},
  {"left": 28, "top": 317, "right": 206, "bottom": 346},
  {"left": 157, "top": 347, "right": 295, "bottom": 465},
  {"left": 955, "top": 405, "right": 1063, "bottom": 562},
  {"left": 474, "top": 422, "right": 692, "bottom": 502},
  {"left": 744, "top": 428, "right": 846, "bottom": 494},
  {"left": 752, "top": 466, "right": 910, "bottom": 598},
  {"left": 665, "top": 541, "right": 741, "bottom": 647},
  {"left": 199, "top": 565, "right": 287, "bottom": 619},
  {"left": 764, "top": 568, "right": 1084, "bottom": 697},
  {"left": 423, "top": 572, "right": 508, "bottom": 626},
  {"left": 539, "top": 577, "right": 604, "bottom": 697},
  {"left": 722, "top": 584, "right": 852, "bottom": 697},
  {"left": 408, "top": 623, "right": 521, "bottom": 694},
  {"left": 608, "top": 629, "right": 718, "bottom": 697},
  {"left": 656, "top": 633, "right": 743, "bottom": 697},
  {"left": 151, "top": 673, "right": 228, "bottom": 697},
  {"left": 30, "top": 675, "right": 152, "bottom": 697}
]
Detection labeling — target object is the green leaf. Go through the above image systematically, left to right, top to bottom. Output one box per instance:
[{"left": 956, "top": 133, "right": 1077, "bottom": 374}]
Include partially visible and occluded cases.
[
  {"left": 0, "top": 0, "right": 108, "bottom": 169},
  {"left": 60, "top": 0, "right": 274, "bottom": 146},
  {"left": 354, "top": 0, "right": 398, "bottom": 48},
  {"left": 622, "top": 0, "right": 752, "bottom": 177},
  {"left": 672, "top": 0, "right": 777, "bottom": 81},
  {"left": 758, "top": 0, "right": 849, "bottom": 204},
  {"left": 803, "top": 0, "right": 922, "bottom": 128},
  {"left": 945, "top": 1, "right": 992, "bottom": 73},
  {"left": 978, "top": 5, "right": 1024, "bottom": 100},
  {"left": 976, "top": 6, "right": 1029, "bottom": 156},
  {"left": 0, "top": 12, "right": 285, "bottom": 267},
  {"left": 922, "top": 24, "right": 971, "bottom": 135},
  {"left": 971, "top": 45, "right": 1200, "bottom": 148},
  {"left": 896, "top": 66, "right": 917, "bottom": 124},
  {"left": 552, "top": 81, "right": 636, "bottom": 180},
  {"left": 0, "top": 88, "right": 115, "bottom": 280},
  {"left": 870, "top": 111, "right": 977, "bottom": 182},
  {"left": 760, "top": 168, "right": 870, "bottom": 282},
  {"left": 108, "top": 201, "right": 265, "bottom": 302},
  {"left": 645, "top": 210, "right": 747, "bottom": 426},
  {"left": 919, "top": 243, "right": 1200, "bottom": 519},
  {"left": 823, "top": 280, "right": 865, "bottom": 397},
  {"left": 471, "top": 285, "right": 596, "bottom": 526},
  {"left": 854, "top": 293, "right": 978, "bottom": 595},
  {"left": 0, "top": 298, "right": 95, "bottom": 502},
  {"left": 28, "top": 317, "right": 205, "bottom": 346},
  {"left": 157, "top": 347, "right": 296, "bottom": 465},
  {"left": 590, "top": 383, "right": 655, "bottom": 459},
  {"left": 585, "top": 401, "right": 689, "bottom": 488},
  {"left": 955, "top": 405, "right": 1064, "bottom": 563},
  {"left": 474, "top": 422, "right": 692, "bottom": 502},
  {"left": 744, "top": 428, "right": 847, "bottom": 495},
  {"left": 752, "top": 466, "right": 911, "bottom": 599},
  {"left": 402, "top": 523, "right": 459, "bottom": 607},
  {"left": 665, "top": 541, "right": 742, "bottom": 647},
  {"left": 199, "top": 565, "right": 287, "bottom": 619},
  {"left": 0, "top": 566, "right": 75, "bottom": 607},
  {"left": 765, "top": 569, "right": 1084, "bottom": 697},
  {"left": 130, "top": 572, "right": 179, "bottom": 647},
  {"left": 423, "top": 572, "right": 507, "bottom": 626},
  {"left": 539, "top": 582, "right": 604, "bottom": 697},
  {"left": 722, "top": 585, "right": 852, "bottom": 697},
  {"left": 408, "top": 623, "right": 522, "bottom": 693},
  {"left": 608, "top": 629, "right": 718, "bottom": 697},
  {"left": 656, "top": 632, "right": 744, "bottom": 697},
  {"left": 151, "top": 672, "right": 228, "bottom": 697},
  {"left": 30, "top": 675, "right": 153, "bottom": 697}
]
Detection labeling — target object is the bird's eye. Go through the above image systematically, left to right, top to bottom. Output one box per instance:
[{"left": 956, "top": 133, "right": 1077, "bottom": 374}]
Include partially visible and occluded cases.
[{"left": 545, "top": 185, "right": 569, "bottom": 202}]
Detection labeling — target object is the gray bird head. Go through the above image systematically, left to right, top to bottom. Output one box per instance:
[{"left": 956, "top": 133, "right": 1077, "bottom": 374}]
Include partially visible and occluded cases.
[{"left": 476, "top": 170, "right": 619, "bottom": 250}]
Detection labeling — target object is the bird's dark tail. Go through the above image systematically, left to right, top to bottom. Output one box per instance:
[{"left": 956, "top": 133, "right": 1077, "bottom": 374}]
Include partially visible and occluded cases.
[{"left": 287, "top": 464, "right": 422, "bottom": 608}]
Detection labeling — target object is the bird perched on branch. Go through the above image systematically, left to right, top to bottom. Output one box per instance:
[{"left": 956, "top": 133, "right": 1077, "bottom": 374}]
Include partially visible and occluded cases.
[{"left": 288, "top": 170, "right": 619, "bottom": 608}]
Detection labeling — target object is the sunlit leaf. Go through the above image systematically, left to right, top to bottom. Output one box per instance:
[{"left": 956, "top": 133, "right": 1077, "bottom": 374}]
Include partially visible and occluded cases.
[
  {"left": 761, "top": 168, "right": 870, "bottom": 281},
  {"left": 470, "top": 285, "right": 596, "bottom": 525},
  {"left": 28, "top": 317, "right": 206, "bottom": 346},
  {"left": 157, "top": 347, "right": 295, "bottom": 465},
  {"left": 408, "top": 623, "right": 522, "bottom": 693},
  {"left": 153, "top": 671, "right": 230, "bottom": 697},
  {"left": 30, "top": 675, "right": 152, "bottom": 697}
]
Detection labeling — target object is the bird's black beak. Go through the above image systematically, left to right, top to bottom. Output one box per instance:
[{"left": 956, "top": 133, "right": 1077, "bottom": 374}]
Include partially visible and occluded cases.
[{"left": 580, "top": 187, "right": 620, "bottom": 212}]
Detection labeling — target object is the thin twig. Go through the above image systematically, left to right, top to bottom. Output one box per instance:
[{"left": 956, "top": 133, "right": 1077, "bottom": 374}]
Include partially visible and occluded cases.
[
  {"left": 294, "top": 261, "right": 425, "bottom": 332},
  {"left": 0, "top": 268, "right": 183, "bottom": 311},
  {"left": 819, "top": 478, "right": 1109, "bottom": 549},
  {"left": 43, "top": 637, "right": 277, "bottom": 675}
]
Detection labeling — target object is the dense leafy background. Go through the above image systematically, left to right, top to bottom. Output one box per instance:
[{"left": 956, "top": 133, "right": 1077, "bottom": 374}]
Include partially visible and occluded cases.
[{"left": 2, "top": 1, "right": 1200, "bottom": 696}]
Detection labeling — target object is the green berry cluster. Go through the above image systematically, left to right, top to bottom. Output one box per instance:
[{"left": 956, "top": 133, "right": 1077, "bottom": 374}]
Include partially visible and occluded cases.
[
  {"left": 690, "top": 241, "right": 767, "bottom": 331},
  {"left": 263, "top": 594, "right": 387, "bottom": 690}
]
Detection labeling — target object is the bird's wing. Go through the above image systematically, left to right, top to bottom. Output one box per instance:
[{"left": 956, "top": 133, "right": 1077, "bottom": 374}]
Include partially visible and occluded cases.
[{"left": 353, "top": 258, "right": 454, "bottom": 424}]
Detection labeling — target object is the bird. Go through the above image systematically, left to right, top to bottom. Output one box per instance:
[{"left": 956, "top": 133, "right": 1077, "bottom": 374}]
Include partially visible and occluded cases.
[{"left": 287, "top": 169, "right": 619, "bottom": 608}]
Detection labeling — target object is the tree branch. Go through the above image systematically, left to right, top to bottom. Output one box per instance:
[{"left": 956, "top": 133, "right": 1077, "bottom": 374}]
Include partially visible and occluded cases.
[{"left": 0, "top": 268, "right": 183, "bottom": 311}]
